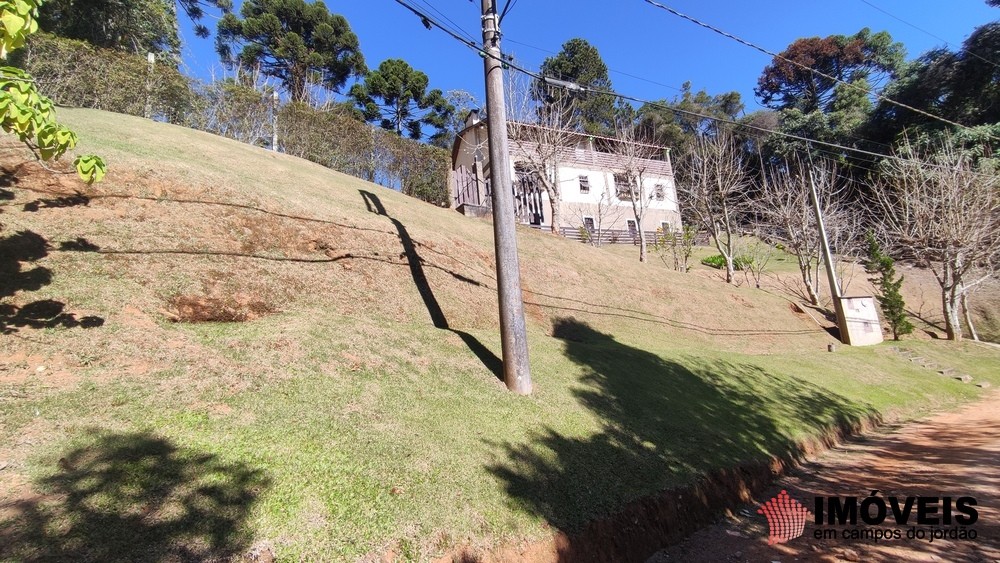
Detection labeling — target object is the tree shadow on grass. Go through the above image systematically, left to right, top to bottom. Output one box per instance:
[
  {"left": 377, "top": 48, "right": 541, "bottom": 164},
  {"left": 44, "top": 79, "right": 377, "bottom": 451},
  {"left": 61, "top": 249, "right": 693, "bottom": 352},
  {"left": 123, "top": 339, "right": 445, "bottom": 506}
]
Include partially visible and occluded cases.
[
  {"left": 22, "top": 193, "right": 90, "bottom": 212},
  {"left": 0, "top": 230, "right": 105, "bottom": 334},
  {"left": 0, "top": 230, "right": 51, "bottom": 299},
  {"left": 0, "top": 299, "right": 104, "bottom": 334},
  {"left": 486, "top": 318, "right": 877, "bottom": 560},
  {"left": 0, "top": 430, "right": 270, "bottom": 562}
]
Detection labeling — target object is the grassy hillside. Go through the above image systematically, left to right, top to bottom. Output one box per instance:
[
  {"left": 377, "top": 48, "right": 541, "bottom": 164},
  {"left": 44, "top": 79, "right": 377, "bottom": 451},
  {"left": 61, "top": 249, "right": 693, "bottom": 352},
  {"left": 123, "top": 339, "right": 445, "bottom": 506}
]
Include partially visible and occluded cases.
[{"left": 1, "top": 109, "right": 998, "bottom": 561}]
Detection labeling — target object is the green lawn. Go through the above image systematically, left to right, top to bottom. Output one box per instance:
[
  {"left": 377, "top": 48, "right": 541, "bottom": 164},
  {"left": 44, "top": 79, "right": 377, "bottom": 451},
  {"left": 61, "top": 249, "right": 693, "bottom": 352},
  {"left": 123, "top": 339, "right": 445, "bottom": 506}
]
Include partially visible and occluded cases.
[{"left": 1, "top": 109, "right": 998, "bottom": 561}]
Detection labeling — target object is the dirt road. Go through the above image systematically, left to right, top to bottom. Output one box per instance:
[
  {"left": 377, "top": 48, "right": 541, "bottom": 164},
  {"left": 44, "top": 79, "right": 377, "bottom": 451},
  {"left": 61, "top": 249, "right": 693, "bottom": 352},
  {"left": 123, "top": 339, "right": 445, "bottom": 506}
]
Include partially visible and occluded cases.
[{"left": 650, "top": 391, "right": 1000, "bottom": 563}]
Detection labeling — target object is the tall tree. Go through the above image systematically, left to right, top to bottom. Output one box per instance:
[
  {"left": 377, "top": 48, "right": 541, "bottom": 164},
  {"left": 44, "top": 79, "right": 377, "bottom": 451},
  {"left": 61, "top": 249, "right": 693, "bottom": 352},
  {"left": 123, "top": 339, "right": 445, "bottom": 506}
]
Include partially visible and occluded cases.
[
  {"left": 38, "top": 0, "right": 231, "bottom": 53},
  {"left": 39, "top": 0, "right": 177, "bottom": 54},
  {"left": 216, "top": 0, "right": 365, "bottom": 103},
  {"left": 869, "top": 21, "right": 1000, "bottom": 147},
  {"left": 756, "top": 28, "right": 904, "bottom": 113},
  {"left": 536, "top": 38, "right": 616, "bottom": 135},
  {"left": 349, "top": 59, "right": 454, "bottom": 145},
  {"left": 507, "top": 68, "right": 578, "bottom": 235},
  {"left": 636, "top": 82, "right": 743, "bottom": 156},
  {"left": 678, "top": 129, "right": 751, "bottom": 283},
  {"left": 871, "top": 138, "right": 1000, "bottom": 341}
]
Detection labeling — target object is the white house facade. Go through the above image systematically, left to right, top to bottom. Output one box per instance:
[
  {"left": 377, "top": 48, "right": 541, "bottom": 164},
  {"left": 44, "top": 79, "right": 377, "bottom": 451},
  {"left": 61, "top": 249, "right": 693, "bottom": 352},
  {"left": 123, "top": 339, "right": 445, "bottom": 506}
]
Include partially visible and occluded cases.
[{"left": 450, "top": 111, "right": 683, "bottom": 241}]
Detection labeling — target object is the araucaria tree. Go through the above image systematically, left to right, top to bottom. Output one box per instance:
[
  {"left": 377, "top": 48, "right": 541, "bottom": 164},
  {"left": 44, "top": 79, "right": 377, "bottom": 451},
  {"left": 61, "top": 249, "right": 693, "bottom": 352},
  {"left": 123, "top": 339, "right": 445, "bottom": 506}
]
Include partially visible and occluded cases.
[
  {"left": 216, "top": 0, "right": 365, "bottom": 103},
  {"left": 755, "top": 28, "right": 903, "bottom": 162},
  {"left": 756, "top": 28, "right": 903, "bottom": 113},
  {"left": 537, "top": 38, "right": 616, "bottom": 135},
  {"left": 349, "top": 59, "right": 453, "bottom": 145},
  {"left": 678, "top": 129, "right": 750, "bottom": 283},
  {"left": 872, "top": 138, "right": 1000, "bottom": 341},
  {"left": 865, "top": 233, "right": 914, "bottom": 340}
]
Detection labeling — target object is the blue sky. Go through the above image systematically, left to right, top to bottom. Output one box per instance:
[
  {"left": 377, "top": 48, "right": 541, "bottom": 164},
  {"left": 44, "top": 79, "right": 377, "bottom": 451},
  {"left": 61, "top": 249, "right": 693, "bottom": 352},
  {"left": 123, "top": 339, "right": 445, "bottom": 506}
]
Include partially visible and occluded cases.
[{"left": 178, "top": 0, "right": 999, "bottom": 114}]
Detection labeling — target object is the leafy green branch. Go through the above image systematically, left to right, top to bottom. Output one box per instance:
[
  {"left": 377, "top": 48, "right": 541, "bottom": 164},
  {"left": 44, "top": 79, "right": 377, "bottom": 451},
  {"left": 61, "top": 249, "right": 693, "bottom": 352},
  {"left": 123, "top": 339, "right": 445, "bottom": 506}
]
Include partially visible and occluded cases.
[{"left": 0, "top": 0, "right": 104, "bottom": 183}]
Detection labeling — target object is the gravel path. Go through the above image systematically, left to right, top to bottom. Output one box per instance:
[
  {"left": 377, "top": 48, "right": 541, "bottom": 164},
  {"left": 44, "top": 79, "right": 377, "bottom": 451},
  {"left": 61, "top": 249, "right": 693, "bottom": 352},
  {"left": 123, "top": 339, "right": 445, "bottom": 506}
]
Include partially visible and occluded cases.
[{"left": 649, "top": 391, "right": 1000, "bottom": 563}]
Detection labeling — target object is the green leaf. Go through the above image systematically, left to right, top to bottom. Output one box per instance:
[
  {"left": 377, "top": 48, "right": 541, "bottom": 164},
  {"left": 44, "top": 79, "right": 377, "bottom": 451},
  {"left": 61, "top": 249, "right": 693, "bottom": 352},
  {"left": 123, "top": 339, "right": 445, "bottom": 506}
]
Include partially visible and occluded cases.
[
  {"left": 1, "top": 12, "right": 25, "bottom": 37},
  {"left": 74, "top": 155, "right": 107, "bottom": 184}
]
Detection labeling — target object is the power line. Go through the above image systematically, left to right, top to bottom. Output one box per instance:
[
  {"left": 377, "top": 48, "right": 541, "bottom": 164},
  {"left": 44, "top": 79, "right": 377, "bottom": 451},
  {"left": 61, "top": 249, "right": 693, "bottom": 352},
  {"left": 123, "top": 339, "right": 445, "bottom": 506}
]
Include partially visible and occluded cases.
[
  {"left": 388, "top": 0, "right": 983, "bottom": 176},
  {"left": 411, "top": 0, "right": 479, "bottom": 44},
  {"left": 498, "top": 0, "right": 519, "bottom": 24},
  {"left": 639, "top": 0, "right": 975, "bottom": 133},
  {"left": 857, "top": 0, "right": 1000, "bottom": 71},
  {"left": 503, "top": 38, "right": 893, "bottom": 156},
  {"left": 505, "top": 38, "right": 685, "bottom": 94}
]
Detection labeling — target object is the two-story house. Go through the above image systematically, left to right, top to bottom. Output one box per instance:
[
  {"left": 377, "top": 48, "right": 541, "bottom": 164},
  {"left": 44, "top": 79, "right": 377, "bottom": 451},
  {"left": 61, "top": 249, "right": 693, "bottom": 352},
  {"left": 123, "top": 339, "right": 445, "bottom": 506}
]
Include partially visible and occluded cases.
[{"left": 450, "top": 110, "right": 682, "bottom": 242}]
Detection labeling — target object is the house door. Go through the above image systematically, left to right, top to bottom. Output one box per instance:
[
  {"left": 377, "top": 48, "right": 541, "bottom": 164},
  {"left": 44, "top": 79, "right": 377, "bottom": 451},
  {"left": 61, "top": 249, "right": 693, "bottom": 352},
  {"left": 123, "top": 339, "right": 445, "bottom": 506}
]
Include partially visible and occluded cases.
[{"left": 626, "top": 219, "right": 638, "bottom": 238}]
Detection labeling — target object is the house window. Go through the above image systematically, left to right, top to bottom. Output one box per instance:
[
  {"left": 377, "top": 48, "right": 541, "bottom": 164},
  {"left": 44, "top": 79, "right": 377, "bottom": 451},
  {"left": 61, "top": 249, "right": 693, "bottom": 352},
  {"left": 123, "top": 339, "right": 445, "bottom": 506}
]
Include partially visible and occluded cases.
[
  {"left": 614, "top": 173, "right": 632, "bottom": 200},
  {"left": 579, "top": 175, "right": 590, "bottom": 194},
  {"left": 654, "top": 184, "right": 665, "bottom": 201},
  {"left": 583, "top": 216, "right": 595, "bottom": 231},
  {"left": 626, "top": 219, "right": 638, "bottom": 236},
  {"left": 660, "top": 221, "right": 671, "bottom": 232}
]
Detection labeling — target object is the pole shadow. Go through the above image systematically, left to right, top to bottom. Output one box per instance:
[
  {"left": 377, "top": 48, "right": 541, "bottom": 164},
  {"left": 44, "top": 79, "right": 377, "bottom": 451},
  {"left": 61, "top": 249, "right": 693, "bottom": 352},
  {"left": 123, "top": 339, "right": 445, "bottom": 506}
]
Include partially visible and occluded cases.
[{"left": 359, "top": 189, "right": 503, "bottom": 382}]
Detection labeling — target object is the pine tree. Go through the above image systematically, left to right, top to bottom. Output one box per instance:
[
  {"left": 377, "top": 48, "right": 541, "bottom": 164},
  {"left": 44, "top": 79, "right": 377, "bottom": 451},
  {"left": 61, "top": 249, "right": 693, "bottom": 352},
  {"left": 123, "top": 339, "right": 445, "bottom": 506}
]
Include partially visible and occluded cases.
[{"left": 865, "top": 233, "right": 915, "bottom": 340}]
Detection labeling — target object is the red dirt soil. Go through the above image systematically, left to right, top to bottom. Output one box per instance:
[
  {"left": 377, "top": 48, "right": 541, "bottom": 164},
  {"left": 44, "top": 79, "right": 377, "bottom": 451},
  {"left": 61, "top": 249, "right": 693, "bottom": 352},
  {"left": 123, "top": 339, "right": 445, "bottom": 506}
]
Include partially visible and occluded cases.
[{"left": 650, "top": 390, "right": 1000, "bottom": 563}]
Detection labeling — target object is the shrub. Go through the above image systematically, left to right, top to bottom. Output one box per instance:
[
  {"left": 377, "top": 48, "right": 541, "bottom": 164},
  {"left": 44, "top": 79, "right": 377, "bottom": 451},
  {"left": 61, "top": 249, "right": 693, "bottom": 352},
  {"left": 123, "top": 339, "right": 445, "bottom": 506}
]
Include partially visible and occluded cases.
[
  {"left": 14, "top": 33, "right": 193, "bottom": 122},
  {"left": 278, "top": 102, "right": 450, "bottom": 206},
  {"left": 701, "top": 254, "right": 727, "bottom": 269},
  {"left": 701, "top": 254, "right": 756, "bottom": 271},
  {"left": 733, "top": 255, "right": 754, "bottom": 271}
]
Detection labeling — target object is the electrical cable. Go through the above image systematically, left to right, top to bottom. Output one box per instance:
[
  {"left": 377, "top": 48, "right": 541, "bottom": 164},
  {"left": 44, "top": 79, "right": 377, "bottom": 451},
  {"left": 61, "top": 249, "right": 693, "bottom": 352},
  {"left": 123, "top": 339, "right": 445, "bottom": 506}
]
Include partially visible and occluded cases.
[
  {"left": 389, "top": 0, "right": 987, "bottom": 176},
  {"left": 411, "top": 0, "right": 479, "bottom": 44},
  {"left": 499, "top": 0, "right": 519, "bottom": 24},
  {"left": 639, "top": 0, "right": 976, "bottom": 133},
  {"left": 857, "top": 0, "right": 1000, "bottom": 71},
  {"left": 505, "top": 38, "right": 685, "bottom": 94}
]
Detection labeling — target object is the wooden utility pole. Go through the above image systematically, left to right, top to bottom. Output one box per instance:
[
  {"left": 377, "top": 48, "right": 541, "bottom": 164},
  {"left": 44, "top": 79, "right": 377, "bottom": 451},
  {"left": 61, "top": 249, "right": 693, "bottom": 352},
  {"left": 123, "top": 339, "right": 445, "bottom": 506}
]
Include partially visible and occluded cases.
[{"left": 480, "top": 0, "right": 532, "bottom": 394}]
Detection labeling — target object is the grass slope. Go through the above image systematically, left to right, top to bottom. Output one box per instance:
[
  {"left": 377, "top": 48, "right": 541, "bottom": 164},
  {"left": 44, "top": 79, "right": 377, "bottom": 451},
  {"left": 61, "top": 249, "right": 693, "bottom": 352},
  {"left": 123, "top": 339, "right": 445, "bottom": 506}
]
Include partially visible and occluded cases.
[{"left": 1, "top": 109, "right": 998, "bottom": 561}]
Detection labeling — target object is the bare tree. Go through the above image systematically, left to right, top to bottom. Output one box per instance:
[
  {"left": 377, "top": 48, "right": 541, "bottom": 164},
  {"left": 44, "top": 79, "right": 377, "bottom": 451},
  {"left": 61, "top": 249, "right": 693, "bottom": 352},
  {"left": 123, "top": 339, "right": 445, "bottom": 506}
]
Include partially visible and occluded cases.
[
  {"left": 506, "top": 71, "right": 577, "bottom": 235},
  {"left": 609, "top": 120, "right": 662, "bottom": 262},
  {"left": 678, "top": 129, "right": 751, "bottom": 282},
  {"left": 872, "top": 138, "right": 1000, "bottom": 341},
  {"left": 754, "top": 158, "right": 852, "bottom": 305},
  {"left": 573, "top": 182, "right": 626, "bottom": 246},
  {"left": 653, "top": 224, "right": 696, "bottom": 272},
  {"left": 741, "top": 235, "right": 774, "bottom": 289}
]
